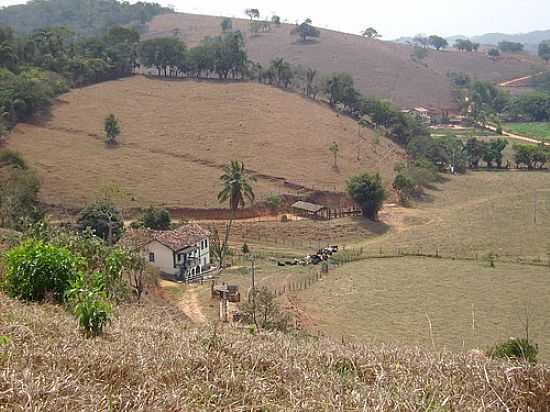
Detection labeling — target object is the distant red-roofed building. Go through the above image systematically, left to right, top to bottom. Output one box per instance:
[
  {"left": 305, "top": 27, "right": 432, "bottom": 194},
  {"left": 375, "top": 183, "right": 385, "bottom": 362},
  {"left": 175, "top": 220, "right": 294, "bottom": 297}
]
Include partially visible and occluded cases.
[{"left": 121, "top": 223, "right": 211, "bottom": 281}]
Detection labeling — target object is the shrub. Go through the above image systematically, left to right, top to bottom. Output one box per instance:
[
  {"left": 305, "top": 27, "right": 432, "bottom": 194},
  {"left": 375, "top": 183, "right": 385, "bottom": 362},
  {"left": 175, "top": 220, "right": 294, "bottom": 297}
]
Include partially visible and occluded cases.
[
  {"left": 0, "top": 149, "right": 26, "bottom": 169},
  {"left": 265, "top": 194, "right": 283, "bottom": 211},
  {"left": 77, "top": 199, "right": 124, "bottom": 244},
  {"left": 142, "top": 206, "right": 171, "bottom": 230},
  {"left": 1, "top": 240, "right": 82, "bottom": 302},
  {"left": 242, "top": 242, "right": 250, "bottom": 254},
  {"left": 65, "top": 274, "right": 112, "bottom": 337},
  {"left": 240, "top": 287, "right": 290, "bottom": 332},
  {"left": 488, "top": 338, "right": 538, "bottom": 363}
]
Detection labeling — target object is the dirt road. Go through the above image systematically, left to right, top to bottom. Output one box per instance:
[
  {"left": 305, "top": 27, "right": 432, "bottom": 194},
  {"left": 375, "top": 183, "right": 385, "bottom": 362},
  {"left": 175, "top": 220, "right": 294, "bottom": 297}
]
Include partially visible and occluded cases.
[
  {"left": 498, "top": 72, "right": 544, "bottom": 87},
  {"left": 484, "top": 124, "right": 550, "bottom": 146},
  {"left": 159, "top": 280, "right": 208, "bottom": 324}
]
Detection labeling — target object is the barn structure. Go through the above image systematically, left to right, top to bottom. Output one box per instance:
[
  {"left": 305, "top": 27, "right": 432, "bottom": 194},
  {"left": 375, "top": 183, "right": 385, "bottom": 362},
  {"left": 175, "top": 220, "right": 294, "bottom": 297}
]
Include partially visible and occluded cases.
[{"left": 291, "top": 201, "right": 330, "bottom": 220}]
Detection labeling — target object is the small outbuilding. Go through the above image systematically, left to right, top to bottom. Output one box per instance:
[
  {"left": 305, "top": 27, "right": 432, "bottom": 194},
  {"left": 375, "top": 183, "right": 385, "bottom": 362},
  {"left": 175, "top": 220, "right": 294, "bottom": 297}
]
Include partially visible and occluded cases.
[{"left": 291, "top": 201, "right": 329, "bottom": 220}]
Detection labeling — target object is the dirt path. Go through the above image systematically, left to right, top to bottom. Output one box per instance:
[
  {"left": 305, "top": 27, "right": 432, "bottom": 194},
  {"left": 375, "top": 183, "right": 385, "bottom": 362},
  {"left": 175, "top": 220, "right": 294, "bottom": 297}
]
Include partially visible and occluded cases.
[
  {"left": 498, "top": 72, "right": 544, "bottom": 87},
  {"left": 484, "top": 124, "right": 550, "bottom": 146},
  {"left": 159, "top": 280, "right": 208, "bottom": 324}
]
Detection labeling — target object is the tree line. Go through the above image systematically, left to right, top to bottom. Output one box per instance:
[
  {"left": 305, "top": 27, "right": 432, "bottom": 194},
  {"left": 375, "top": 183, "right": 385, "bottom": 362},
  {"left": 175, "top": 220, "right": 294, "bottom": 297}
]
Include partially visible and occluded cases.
[
  {"left": 0, "top": 0, "right": 171, "bottom": 36},
  {"left": 0, "top": 25, "right": 142, "bottom": 135},
  {"left": 138, "top": 31, "right": 248, "bottom": 79},
  {"left": 450, "top": 72, "right": 550, "bottom": 123}
]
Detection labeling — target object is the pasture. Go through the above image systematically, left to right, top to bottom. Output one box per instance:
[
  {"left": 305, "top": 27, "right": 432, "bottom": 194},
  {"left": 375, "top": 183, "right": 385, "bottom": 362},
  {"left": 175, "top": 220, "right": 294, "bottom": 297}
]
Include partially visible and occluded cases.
[
  {"left": 6, "top": 76, "right": 402, "bottom": 210},
  {"left": 505, "top": 122, "right": 550, "bottom": 140},
  {"left": 209, "top": 171, "right": 550, "bottom": 358},
  {"left": 364, "top": 171, "right": 550, "bottom": 259},
  {"left": 296, "top": 257, "right": 550, "bottom": 359}
]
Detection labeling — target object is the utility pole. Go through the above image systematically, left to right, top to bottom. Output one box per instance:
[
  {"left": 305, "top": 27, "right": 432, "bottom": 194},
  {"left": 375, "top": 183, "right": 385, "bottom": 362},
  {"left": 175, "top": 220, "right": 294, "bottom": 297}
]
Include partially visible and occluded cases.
[{"left": 251, "top": 255, "right": 257, "bottom": 326}]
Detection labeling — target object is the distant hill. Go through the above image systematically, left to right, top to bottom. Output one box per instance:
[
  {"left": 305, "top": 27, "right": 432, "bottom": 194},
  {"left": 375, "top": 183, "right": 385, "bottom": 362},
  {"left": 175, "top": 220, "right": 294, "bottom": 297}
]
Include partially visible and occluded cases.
[
  {"left": 0, "top": 0, "right": 173, "bottom": 35},
  {"left": 148, "top": 13, "right": 541, "bottom": 110},
  {"left": 395, "top": 30, "right": 550, "bottom": 54},
  {"left": 471, "top": 30, "right": 550, "bottom": 46}
]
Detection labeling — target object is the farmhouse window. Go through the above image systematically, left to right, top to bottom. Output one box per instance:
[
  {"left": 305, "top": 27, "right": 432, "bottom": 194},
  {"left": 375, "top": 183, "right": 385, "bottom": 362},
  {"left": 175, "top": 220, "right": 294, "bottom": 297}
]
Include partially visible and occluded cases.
[{"left": 149, "top": 252, "right": 155, "bottom": 263}]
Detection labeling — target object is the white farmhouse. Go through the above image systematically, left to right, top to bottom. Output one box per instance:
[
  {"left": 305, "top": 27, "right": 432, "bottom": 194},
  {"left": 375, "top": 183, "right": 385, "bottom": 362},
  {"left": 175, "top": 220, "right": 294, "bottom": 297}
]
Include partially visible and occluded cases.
[{"left": 121, "top": 223, "right": 211, "bottom": 281}]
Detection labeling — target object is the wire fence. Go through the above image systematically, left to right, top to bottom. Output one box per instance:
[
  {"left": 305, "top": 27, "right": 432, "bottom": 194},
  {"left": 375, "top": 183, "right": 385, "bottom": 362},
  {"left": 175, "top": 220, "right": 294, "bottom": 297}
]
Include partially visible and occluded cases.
[{"left": 228, "top": 245, "right": 550, "bottom": 302}]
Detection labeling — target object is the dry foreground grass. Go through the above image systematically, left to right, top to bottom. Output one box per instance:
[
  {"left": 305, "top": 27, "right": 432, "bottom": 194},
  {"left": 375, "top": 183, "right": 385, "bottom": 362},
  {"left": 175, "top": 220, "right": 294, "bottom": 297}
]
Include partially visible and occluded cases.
[
  {"left": 148, "top": 12, "right": 541, "bottom": 110},
  {"left": 6, "top": 76, "right": 402, "bottom": 210},
  {"left": 2, "top": 294, "right": 550, "bottom": 411}
]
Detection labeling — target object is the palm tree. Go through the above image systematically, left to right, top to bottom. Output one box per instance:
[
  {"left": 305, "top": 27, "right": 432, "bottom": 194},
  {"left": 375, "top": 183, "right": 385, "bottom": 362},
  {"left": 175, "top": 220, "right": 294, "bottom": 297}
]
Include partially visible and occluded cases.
[{"left": 216, "top": 160, "right": 255, "bottom": 269}]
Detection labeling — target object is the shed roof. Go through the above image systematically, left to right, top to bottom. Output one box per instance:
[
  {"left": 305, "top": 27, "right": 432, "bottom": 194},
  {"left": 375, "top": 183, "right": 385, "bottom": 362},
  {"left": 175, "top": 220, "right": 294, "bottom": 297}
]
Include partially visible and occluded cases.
[
  {"left": 291, "top": 201, "right": 327, "bottom": 213},
  {"left": 120, "top": 223, "right": 210, "bottom": 252}
]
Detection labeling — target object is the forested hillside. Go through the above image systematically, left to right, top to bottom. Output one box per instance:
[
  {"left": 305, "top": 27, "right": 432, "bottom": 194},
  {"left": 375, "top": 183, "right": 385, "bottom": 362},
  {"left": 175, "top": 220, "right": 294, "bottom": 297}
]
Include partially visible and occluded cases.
[{"left": 0, "top": 0, "right": 172, "bottom": 35}]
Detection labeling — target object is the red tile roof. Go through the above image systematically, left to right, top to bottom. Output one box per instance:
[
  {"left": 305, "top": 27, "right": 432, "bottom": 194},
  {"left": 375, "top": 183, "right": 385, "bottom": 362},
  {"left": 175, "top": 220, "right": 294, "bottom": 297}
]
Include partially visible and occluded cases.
[{"left": 120, "top": 223, "right": 210, "bottom": 252}]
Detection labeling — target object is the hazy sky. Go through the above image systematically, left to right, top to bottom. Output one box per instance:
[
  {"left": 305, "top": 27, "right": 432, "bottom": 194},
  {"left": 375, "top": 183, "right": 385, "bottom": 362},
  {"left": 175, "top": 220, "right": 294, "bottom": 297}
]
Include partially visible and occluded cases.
[{"left": 1, "top": 0, "right": 549, "bottom": 39}]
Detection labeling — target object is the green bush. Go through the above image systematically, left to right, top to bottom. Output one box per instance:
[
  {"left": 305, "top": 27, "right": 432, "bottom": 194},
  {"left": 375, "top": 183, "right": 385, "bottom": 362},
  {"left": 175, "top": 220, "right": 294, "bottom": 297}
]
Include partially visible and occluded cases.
[
  {"left": 0, "top": 149, "right": 27, "bottom": 169},
  {"left": 265, "top": 194, "right": 283, "bottom": 211},
  {"left": 77, "top": 199, "right": 124, "bottom": 244},
  {"left": 142, "top": 206, "right": 171, "bottom": 230},
  {"left": 1, "top": 240, "right": 82, "bottom": 302},
  {"left": 65, "top": 274, "right": 112, "bottom": 337},
  {"left": 488, "top": 338, "right": 538, "bottom": 363}
]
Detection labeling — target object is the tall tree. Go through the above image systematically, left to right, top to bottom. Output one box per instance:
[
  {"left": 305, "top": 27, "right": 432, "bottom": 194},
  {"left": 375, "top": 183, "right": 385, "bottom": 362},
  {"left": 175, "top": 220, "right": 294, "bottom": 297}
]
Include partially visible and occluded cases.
[
  {"left": 245, "top": 8, "right": 260, "bottom": 20},
  {"left": 221, "top": 18, "right": 233, "bottom": 33},
  {"left": 292, "top": 19, "right": 320, "bottom": 42},
  {"left": 361, "top": 27, "right": 381, "bottom": 39},
  {"left": 413, "top": 34, "right": 429, "bottom": 48},
  {"left": 428, "top": 35, "right": 448, "bottom": 51},
  {"left": 539, "top": 40, "right": 550, "bottom": 63},
  {"left": 498, "top": 41, "right": 524, "bottom": 53},
  {"left": 305, "top": 67, "right": 317, "bottom": 98},
  {"left": 324, "top": 72, "right": 357, "bottom": 107},
  {"left": 216, "top": 160, "right": 255, "bottom": 269},
  {"left": 346, "top": 173, "right": 386, "bottom": 221}
]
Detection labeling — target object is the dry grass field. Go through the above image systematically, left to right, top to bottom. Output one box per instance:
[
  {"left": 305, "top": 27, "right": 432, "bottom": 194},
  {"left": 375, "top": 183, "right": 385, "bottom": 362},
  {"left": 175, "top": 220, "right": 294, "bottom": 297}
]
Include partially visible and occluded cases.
[
  {"left": 147, "top": 13, "right": 542, "bottom": 110},
  {"left": 6, "top": 76, "right": 402, "bottom": 210},
  {"left": 364, "top": 171, "right": 550, "bottom": 259},
  {"left": 297, "top": 257, "right": 550, "bottom": 359},
  {"left": 2, "top": 293, "right": 550, "bottom": 411}
]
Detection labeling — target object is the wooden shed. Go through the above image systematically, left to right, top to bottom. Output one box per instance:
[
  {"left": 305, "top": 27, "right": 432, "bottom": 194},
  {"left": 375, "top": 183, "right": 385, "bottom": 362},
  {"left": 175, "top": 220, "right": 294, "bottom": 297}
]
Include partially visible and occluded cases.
[{"left": 291, "top": 201, "right": 330, "bottom": 220}]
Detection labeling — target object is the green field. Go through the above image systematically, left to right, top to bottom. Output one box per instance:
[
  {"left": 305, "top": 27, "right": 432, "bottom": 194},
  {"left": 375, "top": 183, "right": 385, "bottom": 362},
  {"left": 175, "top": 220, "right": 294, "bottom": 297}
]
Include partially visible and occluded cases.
[
  {"left": 504, "top": 122, "right": 550, "bottom": 140},
  {"left": 430, "top": 127, "right": 498, "bottom": 138},
  {"left": 297, "top": 257, "right": 550, "bottom": 358}
]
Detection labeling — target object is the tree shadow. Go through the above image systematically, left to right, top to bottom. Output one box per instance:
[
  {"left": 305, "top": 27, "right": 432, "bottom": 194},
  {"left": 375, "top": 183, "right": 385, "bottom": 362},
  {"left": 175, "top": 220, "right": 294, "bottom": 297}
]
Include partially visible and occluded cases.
[
  {"left": 291, "top": 39, "right": 321, "bottom": 46},
  {"left": 28, "top": 109, "right": 53, "bottom": 127},
  {"left": 349, "top": 215, "right": 390, "bottom": 236}
]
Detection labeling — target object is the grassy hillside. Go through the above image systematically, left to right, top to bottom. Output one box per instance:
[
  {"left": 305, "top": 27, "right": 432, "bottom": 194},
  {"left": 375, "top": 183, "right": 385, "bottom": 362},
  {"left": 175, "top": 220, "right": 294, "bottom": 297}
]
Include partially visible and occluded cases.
[
  {"left": 147, "top": 13, "right": 541, "bottom": 110},
  {"left": 5, "top": 76, "right": 402, "bottom": 210},
  {"left": 367, "top": 171, "right": 550, "bottom": 258},
  {"left": 297, "top": 257, "right": 550, "bottom": 359},
  {"left": 1, "top": 293, "right": 549, "bottom": 410}
]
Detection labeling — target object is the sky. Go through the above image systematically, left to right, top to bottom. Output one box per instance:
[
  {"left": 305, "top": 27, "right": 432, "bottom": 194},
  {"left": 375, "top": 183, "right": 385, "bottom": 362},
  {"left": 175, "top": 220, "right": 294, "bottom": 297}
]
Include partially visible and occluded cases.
[{"left": 1, "top": 0, "right": 549, "bottom": 39}]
